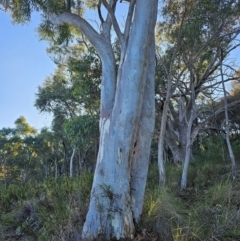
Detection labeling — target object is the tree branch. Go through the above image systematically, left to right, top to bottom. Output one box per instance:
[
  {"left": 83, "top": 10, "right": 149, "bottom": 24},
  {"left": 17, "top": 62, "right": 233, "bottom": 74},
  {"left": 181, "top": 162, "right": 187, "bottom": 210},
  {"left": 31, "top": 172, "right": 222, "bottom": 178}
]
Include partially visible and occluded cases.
[
  {"left": 97, "top": 0, "right": 104, "bottom": 24},
  {"left": 101, "top": 0, "right": 123, "bottom": 43},
  {"left": 124, "top": 0, "right": 136, "bottom": 40},
  {"left": 48, "top": 12, "right": 108, "bottom": 57},
  {"left": 196, "top": 53, "right": 220, "bottom": 90},
  {"left": 201, "top": 77, "right": 239, "bottom": 92},
  {"left": 191, "top": 99, "right": 240, "bottom": 141}
]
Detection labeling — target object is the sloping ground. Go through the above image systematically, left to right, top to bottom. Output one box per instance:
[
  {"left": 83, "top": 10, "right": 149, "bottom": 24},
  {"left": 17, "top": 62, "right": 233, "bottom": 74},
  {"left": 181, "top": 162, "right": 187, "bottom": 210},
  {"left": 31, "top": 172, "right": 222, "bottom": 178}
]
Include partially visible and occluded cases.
[
  {"left": 138, "top": 162, "right": 240, "bottom": 241},
  {"left": 0, "top": 163, "right": 240, "bottom": 241}
]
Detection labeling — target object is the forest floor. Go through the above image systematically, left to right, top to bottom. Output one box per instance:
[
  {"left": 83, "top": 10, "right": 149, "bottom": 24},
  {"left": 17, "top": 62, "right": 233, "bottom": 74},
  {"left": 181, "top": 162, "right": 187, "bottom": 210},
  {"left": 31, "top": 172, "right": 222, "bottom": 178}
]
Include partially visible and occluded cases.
[
  {"left": 0, "top": 161, "right": 240, "bottom": 241},
  {"left": 138, "top": 161, "right": 240, "bottom": 241}
]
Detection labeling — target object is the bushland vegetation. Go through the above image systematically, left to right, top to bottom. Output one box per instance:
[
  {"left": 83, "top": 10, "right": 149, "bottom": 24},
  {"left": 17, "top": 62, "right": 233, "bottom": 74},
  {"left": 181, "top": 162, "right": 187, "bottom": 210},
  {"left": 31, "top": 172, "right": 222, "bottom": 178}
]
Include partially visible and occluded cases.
[
  {"left": 1, "top": 0, "right": 240, "bottom": 240},
  {"left": 0, "top": 134, "right": 240, "bottom": 240}
]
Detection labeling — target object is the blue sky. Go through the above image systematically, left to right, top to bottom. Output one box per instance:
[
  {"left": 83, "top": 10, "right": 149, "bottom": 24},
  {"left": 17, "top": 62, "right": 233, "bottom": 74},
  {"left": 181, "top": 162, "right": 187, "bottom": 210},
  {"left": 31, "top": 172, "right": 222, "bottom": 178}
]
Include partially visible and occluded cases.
[
  {"left": 0, "top": 5, "right": 128, "bottom": 131},
  {"left": 0, "top": 6, "right": 239, "bottom": 131},
  {"left": 0, "top": 11, "right": 55, "bottom": 130}
]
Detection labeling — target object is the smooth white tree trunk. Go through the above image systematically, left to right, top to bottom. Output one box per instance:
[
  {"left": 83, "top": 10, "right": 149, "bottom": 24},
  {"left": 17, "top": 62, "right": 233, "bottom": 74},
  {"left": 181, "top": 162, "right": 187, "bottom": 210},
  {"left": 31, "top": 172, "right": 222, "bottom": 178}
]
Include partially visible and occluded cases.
[
  {"left": 50, "top": 1, "right": 158, "bottom": 239},
  {"left": 82, "top": 2, "right": 158, "bottom": 240},
  {"left": 157, "top": 35, "right": 181, "bottom": 186},
  {"left": 130, "top": 41, "right": 155, "bottom": 223},
  {"left": 220, "top": 58, "right": 236, "bottom": 180},
  {"left": 158, "top": 78, "right": 172, "bottom": 186},
  {"left": 181, "top": 83, "right": 196, "bottom": 189},
  {"left": 180, "top": 115, "right": 194, "bottom": 189},
  {"left": 165, "top": 120, "right": 188, "bottom": 165},
  {"left": 69, "top": 147, "right": 76, "bottom": 178},
  {"left": 54, "top": 158, "right": 58, "bottom": 180}
]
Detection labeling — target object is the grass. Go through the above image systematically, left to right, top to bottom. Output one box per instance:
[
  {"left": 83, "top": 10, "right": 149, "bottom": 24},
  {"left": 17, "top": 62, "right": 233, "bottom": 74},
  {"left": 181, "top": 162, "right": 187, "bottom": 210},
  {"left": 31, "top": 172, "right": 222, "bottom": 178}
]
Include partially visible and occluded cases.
[
  {"left": 140, "top": 137, "right": 240, "bottom": 241},
  {"left": 0, "top": 138, "right": 240, "bottom": 240},
  {"left": 0, "top": 173, "right": 93, "bottom": 241}
]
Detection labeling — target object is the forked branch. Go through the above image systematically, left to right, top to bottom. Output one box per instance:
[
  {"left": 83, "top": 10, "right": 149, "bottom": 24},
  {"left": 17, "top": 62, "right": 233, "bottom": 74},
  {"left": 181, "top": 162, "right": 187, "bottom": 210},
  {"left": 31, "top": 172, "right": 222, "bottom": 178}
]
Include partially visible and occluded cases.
[{"left": 101, "top": 0, "right": 123, "bottom": 43}]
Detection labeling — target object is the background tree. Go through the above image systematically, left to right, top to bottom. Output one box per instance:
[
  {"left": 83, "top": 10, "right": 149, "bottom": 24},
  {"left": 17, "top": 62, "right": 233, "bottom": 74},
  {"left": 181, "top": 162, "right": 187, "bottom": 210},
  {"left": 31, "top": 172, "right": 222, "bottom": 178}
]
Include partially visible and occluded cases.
[
  {"left": 156, "top": 0, "right": 240, "bottom": 188},
  {"left": 35, "top": 50, "right": 101, "bottom": 177},
  {"left": 219, "top": 52, "right": 237, "bottom": 180},
  {"left": 63, "top": 115, "right": 98, "bottom": 177},
  {"left": 0, "top": 116, "right": 38, "bottom": 183},
  {"left": 34, "top": 127, "right": 61, "bottom": 179}
]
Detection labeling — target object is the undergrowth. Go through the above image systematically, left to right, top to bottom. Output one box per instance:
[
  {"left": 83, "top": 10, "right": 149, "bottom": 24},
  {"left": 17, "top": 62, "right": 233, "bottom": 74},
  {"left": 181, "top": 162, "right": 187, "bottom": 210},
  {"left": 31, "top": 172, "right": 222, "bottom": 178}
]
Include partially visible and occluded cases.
[
  {"left": 0, "top": 139, "right": 240, "bottom": 241},
  {"left": 141, "top": 139, "right": 240, "bottom": 241},
  {"left": 0, "top": 173, "right": 93, "bottom": 241}
]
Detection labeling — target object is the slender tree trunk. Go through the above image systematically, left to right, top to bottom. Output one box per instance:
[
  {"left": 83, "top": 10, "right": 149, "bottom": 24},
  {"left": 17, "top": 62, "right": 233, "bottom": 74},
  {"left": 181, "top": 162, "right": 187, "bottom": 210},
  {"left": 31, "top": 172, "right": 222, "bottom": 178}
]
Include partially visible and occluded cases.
[
  {"left": 157, "top": 32, "right": 181, "bottom": 186},
  {"left": 220, "top": 56, "right": 236, "bottom": 180},
  {"left": 158, "top": 81, "right": 172, "bottom": 186},
  {"left": 181, "top": 83, "right": 196, "bottom": 189},
  {"left": 180, "top": 113, "right": 194, "bottom": 189},
  {"left": 165, "top": 121, "right": 188, "bottom": 165},
  {"left": 158, "top": 139, "right": 166, "bottom": 185},
  {"left": 69, "top": 147, "right": 76, "bottom": 178},
  {"left": 78, "top": 151, "right": 83, "bottom": 175},
  {"left": 3, "top": 155, "right": 7, "bottom": 187},
  {"left": 54, "top": 157, "right": 58, "bottom": 180},
  {"left": 44, "top": 159, "right": 48, "bottom": 177},
  {"left": 21, "top": 168, "right": 27, "bottom": 183}
]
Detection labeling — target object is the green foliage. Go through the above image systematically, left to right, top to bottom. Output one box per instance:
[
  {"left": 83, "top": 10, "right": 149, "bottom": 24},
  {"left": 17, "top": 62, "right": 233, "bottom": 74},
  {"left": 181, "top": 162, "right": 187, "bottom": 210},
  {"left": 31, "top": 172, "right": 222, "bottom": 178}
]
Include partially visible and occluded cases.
[
  {"left": 0, "top": 0, "right": 85, "bottom": 23},
  {"left": 161, "top": 0, "right": 240, "bottom": 48},
  {"left": 34, "top": 49, "right": 101, "bottom": 177},
  {"left": 35, "top": 51, "right": 101, "bottom": 117},
  {"left": 67, "top": 52, "right": 101, "bottom": 114},
  {"left": 35, "top": 67, "right": 78, "bottom": 117},
  {"left": 63, "top": 114, "right": 98, "bottom": 148},
  {"left": 14, "top": 116, "right": 37, "bottom": 136},
  {"left": 0, "top": 117, "right": 44, "bottom": 183},
  {"left": 1, "top": 123, "right": 240, "bottom": 240},
  {"left": 142, "top": 136, "right": 240, "bottom": 241},
  {"left": 232, "top": 138, "right": 240, "bottom": 160},
  {"left": 0, "top": 173, "right": 93, "bottom": 241},
  {"left": 206, "top": 179, "right": 232, "bottom": 206}
]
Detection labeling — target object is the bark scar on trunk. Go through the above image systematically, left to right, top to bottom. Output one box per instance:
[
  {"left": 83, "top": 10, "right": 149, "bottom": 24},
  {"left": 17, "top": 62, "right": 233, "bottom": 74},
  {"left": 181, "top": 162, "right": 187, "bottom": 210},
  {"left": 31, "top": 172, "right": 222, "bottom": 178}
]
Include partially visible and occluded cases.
[{"left": 118, "top": 148, "right": 123, "bottom": 164}]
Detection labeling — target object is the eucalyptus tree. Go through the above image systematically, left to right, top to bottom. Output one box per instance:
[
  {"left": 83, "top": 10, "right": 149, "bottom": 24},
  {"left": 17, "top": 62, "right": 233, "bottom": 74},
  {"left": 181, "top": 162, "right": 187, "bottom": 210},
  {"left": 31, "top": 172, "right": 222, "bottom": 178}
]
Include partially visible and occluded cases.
[
  {"left": 156, "top": 0, "right": 240, "bottom": 188},
  {"left": 0, "top": 1, "right": 158, "bottom": 239},
  {"left": 219, "top": 51, "right": 237, "bottom": 180},
  {"left": 35, "top": 52, "right": 101, "bottom": 177},
  {"left": 35, "top": 66, "right": 81, "bottom": 118},
  {"left": 35, "top": 67, "right": 78, "bottom": 176},
  {"left": 227, "top": 70, "right": 240, "bottom": 132},
  {"left": 198, "top": 78, "right": 240, "bottom": 149},
  {"left": 63, "top": 114, "right": 99, "bottom": 177},
  {"left": 0, "top": 116, "right": 37, "bottom": 183},
  {"left": 34, "top": 127, "right": 61, "bottom": 179},
  {"left": 0, "top": 128, "right": 14, "bottom": 184}
]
